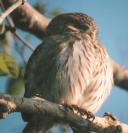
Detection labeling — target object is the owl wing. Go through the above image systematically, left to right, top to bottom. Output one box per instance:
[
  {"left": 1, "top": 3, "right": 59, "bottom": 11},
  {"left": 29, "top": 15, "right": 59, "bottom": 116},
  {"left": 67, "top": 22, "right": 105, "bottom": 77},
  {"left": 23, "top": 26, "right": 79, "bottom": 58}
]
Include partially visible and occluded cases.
[{"left": 24, "top": 36, "right": 57, "bottom": 98}]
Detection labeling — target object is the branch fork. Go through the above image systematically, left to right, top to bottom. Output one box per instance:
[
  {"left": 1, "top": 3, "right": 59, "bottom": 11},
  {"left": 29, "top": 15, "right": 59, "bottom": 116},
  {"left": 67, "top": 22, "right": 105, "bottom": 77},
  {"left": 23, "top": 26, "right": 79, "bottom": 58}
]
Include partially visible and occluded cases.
[{"left": 0, "top": 0, "right": 27, "bottom": 24}]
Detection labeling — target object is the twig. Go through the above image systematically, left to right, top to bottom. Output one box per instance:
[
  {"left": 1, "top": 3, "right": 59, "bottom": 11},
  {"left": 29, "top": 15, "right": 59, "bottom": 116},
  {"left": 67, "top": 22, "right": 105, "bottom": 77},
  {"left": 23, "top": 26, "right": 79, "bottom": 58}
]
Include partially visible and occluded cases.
[
  {"left": 0, "top": 0, "right": 27, "bottom": 24},
  {"left": 0, "top": 0, "right": 34, "bottom": 51},
  {"left": 0, "top": 0, "right": 16, "bottom": 28},
  {"left": 7, "top": 16, "right": 34, "bottom": 51},
  {"left": 14, "top": 31, "right": 34, "bottom": 51},
  {"left": 14, "top": 37, "right": 28, "bottom": 64}
]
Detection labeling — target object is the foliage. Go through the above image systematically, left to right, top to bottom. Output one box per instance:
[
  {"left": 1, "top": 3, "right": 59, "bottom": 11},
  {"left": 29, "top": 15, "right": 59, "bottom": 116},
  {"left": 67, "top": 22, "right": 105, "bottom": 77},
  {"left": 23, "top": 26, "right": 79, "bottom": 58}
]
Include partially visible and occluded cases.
[
  {"left": 34, "top": 2, "right": 46, "bottom": 14},
  {"left": 49, "top": 8, "right": 63, "bottom": 17},
  {"left": 0, "top": 22, "right": 5, "bottom": 34},
  {"left": 0, "top": 53, "right": 19, "bottom": 77},
  {"left": 6, "top": 66, "right": 24, "bottom": 95}
]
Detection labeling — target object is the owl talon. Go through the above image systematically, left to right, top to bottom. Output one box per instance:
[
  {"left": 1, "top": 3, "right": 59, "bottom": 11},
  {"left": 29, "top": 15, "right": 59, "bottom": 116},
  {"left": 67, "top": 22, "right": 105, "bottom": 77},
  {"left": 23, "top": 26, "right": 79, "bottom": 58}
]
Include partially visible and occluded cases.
[
  {"left": 63, "top": 104, "right": 95, "bottom": 121},
  {"left": 63, "top": 104, "right": 74, "bottom": 112},
  {"left": 71, "top": 105, "right": 95, "bottom": 121},
  {"left": 71, "top": 105, "right": 81, "bottom": 113},
  {"left": 86, "top": 111, "right": 95, "bottom": 121},
  {"left": 104, "top": 112, "right": 117, "bottom": 121}
]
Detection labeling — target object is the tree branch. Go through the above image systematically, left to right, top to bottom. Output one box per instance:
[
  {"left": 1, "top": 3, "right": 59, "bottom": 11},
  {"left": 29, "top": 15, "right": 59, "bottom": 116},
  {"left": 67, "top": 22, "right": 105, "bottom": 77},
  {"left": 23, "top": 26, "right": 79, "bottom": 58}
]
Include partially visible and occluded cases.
[
  {"left": 1, "top": 0, "right": 49, "bottom": 40},
  {"left": 14, "top": 31, "right": 34, "bottom": 51},
  {"left": 112, "top": 60, "right": 128, "bottom": 91},
  {"left": 0, "top": 94, "right": 127, "bottom": 133}
]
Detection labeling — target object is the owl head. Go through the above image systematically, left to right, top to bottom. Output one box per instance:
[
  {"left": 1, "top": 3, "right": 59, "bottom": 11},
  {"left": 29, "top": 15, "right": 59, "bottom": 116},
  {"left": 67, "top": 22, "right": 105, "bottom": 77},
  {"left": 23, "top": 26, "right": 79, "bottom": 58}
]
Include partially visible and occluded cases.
[{"left": 45, "top": 13, "right": 98, "bottom": 40}]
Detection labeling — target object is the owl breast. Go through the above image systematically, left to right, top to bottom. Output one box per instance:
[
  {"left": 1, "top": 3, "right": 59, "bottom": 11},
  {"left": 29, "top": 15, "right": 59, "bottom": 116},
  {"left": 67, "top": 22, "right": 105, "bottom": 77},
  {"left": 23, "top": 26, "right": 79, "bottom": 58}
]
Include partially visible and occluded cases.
[{"left": 49, "top": 35, "right": 113, "bottom": 113}]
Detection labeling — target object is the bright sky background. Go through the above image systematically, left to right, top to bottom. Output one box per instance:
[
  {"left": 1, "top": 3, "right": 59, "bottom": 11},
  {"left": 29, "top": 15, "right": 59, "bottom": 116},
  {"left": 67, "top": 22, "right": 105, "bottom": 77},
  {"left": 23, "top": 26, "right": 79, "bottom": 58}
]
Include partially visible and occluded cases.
[{"left": 0, "top": 0, "right": 128, "bottom": 132}]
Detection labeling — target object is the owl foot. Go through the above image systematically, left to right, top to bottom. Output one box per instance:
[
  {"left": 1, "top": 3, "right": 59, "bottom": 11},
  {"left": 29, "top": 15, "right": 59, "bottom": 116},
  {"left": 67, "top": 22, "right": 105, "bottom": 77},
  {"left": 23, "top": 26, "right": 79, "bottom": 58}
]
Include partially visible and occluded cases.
[
  {"left": 63, "top": 104, "right": 95, "bottom": 121},
  {"left": 104, "top": 112, "right": 118, "bottom": 121}
]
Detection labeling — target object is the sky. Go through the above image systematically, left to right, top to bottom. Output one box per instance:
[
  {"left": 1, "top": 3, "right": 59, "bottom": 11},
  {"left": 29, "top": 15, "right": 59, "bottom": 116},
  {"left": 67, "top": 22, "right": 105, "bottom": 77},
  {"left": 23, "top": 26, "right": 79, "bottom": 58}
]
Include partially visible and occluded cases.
[{"left": 0, "top": 0, "right": 128, "bottom": 132}]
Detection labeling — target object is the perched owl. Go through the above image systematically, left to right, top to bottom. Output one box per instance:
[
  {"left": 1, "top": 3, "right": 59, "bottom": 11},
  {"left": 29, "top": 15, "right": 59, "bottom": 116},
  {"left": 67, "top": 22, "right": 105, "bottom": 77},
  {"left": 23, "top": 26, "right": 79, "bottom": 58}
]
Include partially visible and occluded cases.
[{"left": 22, "top": 13, "right": 113, "bottom": 133}]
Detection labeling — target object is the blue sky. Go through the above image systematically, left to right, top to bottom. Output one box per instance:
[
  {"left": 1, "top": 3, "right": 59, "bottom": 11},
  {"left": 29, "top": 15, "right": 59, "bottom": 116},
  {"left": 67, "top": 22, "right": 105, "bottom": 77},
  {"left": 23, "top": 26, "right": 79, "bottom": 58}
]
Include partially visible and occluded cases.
[{"left": 0, "top": 0, "right": 128, "bottom": 132}]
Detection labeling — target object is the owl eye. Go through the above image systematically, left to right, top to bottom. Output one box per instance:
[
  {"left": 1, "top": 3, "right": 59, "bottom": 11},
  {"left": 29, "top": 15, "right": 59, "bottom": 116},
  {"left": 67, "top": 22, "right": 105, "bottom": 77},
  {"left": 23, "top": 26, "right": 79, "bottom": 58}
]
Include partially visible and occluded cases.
[{"left": 77, "top": 23, "right": 90, "bottom": 31}]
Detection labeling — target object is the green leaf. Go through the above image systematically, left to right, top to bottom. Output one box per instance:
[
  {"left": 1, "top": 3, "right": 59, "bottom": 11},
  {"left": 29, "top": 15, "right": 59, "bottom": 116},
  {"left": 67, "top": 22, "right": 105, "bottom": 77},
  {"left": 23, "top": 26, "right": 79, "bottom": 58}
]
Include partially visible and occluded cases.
[
  {"left": 50, "top": 9, "right": 63, "bottom": 17},
  {"left": 0, "top": 22, "right": 5, "bottom": 34},
  {"left": 0, "top": 53, "right": 19, "bottom": 77},
  {"left": 6, "top": 66, "right": 25, "bottom": 95},
  {"left": 6, "top": 77, "right": 24, "bottom": 95}
]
